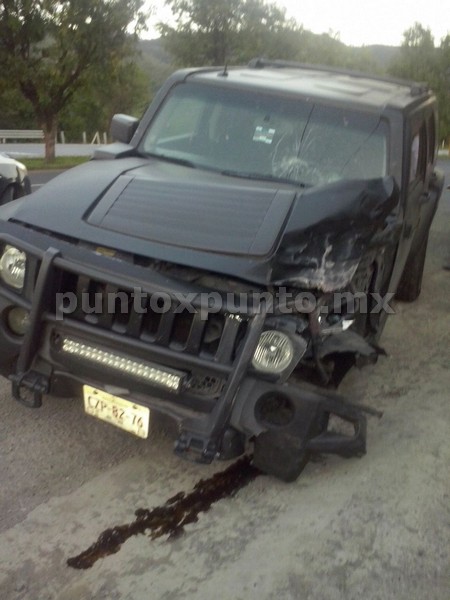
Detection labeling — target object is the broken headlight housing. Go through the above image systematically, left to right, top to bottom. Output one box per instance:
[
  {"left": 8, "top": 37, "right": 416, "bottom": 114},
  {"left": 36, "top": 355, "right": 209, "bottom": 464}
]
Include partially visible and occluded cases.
[{"left": 0, "top": 245, "right": 27, "bottom": 290}]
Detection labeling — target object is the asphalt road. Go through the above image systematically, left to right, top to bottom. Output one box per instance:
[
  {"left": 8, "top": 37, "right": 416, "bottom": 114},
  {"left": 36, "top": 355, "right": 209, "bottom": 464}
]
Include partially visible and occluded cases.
[
  {"left": 0, "top": 161, "right": 449, "bottom": 600},
  {"left": 29, "top": 169, "right": 66, "bottom": 192}
]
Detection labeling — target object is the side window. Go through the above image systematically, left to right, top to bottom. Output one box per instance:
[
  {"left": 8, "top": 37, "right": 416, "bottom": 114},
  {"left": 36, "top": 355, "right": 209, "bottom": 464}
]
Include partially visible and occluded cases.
[
  {"left": 144, "top": 94, "right": 205, "bottom": 148},
  {"left": 409, "top": 124, "right": 426, "bottom": 183}
]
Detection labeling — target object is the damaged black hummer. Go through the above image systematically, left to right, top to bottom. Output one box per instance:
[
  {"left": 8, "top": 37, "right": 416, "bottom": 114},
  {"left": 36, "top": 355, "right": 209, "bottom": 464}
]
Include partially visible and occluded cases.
[{"left": 0, "top": 60, "right": 444, "bottom": 481}]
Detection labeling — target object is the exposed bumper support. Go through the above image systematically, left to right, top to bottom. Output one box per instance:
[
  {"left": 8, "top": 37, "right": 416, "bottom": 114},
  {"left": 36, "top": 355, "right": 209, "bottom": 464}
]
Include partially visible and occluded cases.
[
  {"left": 174, "top": 309, "right": 267, "bottom": 463},
  {"left": 10, "top": 370, "right": 49, "bottom": 408},
  {"left": 231, "top": 378, "right": 379, "bottom": 465}
]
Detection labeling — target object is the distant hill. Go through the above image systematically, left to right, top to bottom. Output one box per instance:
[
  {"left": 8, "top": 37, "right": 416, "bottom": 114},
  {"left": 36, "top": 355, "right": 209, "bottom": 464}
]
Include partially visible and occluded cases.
[
  {"left": 138, "top": 38, "right": 401, "bottom": 76},
  {"left": 139, "top": 39, "right": 172, "bottom": 65},
  {"left": 363, "top": 45, "right": 400, "bottom": 70}
]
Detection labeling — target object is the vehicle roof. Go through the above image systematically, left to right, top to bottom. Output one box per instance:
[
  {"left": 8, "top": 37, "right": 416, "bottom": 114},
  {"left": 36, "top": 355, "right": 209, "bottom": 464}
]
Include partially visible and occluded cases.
[{"left": 186, "top": 61, "right": 434, "bottom": 113}]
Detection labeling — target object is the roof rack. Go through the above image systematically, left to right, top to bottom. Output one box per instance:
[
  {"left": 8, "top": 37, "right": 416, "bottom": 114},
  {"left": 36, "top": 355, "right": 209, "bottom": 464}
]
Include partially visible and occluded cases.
[{"left": 248, "top": 58, "right": 429, "bottom": 97}]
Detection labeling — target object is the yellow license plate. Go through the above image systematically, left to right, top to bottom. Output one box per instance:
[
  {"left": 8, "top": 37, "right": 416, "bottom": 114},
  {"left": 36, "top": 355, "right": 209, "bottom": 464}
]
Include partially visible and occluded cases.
[{"left": 83, "top": 385, "right": 150, "bottom": 439}]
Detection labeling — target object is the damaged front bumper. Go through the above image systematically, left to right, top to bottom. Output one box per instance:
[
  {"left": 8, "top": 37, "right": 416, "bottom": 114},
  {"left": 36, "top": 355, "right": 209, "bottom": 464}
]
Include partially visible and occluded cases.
[{"left": 0, "top": 222, "right": 373, "bottom": 473}]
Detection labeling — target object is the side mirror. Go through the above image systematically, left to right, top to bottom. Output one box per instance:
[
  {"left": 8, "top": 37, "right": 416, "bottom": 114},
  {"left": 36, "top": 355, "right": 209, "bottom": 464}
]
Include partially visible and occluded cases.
[{"left": 110, "top": 114, "right": 139, "bottom": 144}]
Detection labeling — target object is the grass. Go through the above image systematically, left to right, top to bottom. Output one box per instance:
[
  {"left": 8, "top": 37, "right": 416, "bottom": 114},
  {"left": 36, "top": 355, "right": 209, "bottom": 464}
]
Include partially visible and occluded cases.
[{"left": 21, "top": 156, "right": 90, "bottom": 171}]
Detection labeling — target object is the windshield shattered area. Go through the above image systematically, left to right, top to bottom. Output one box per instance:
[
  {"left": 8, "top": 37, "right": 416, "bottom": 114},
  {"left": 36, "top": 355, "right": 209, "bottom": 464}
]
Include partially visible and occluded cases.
[{"left": 141, "top": 82, "right": 388, "bottom": 187}]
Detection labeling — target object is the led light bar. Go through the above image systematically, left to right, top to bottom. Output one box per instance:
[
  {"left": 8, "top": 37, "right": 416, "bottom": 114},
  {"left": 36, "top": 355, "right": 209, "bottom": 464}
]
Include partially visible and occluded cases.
[{"left": 61, "top": 338, "right": 183, "bottom": 392}]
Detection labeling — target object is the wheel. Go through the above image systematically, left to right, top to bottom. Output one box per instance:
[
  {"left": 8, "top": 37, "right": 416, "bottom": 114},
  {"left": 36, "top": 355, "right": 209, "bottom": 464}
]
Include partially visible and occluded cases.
[
  {"left": 23, "top": 176, "right": 32, "bottom": 195},
  {"left": 0, "top": 185, "right": 15, "bottom": 205},
  {"left": 396, "top": 233, "right": 429, "bottom": 302}
]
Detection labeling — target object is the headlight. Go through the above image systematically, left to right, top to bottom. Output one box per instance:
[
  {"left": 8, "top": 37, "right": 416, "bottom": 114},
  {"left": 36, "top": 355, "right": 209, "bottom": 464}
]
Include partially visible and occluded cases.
[
  {"left": 0, "top": 245, "right": 27, "bottom": 290},
  {"left": 252, "top": 330, "right": 294, "bottom": 374}
]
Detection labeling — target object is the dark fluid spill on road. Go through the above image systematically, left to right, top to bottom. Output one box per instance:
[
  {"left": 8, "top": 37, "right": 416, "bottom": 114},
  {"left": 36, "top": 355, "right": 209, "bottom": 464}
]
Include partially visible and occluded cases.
[{"left": 67, "top": 455, "right": 261, "bottom": 570}]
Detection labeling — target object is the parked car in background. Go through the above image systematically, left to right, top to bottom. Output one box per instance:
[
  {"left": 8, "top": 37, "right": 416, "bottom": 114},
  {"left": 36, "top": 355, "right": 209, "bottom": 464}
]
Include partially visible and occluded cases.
[
  {"left": 0, "top": 60, "right": 444, "bottom": 481},
  {"left": 0, "top": 153, "right": 31, "bottom": 205}
]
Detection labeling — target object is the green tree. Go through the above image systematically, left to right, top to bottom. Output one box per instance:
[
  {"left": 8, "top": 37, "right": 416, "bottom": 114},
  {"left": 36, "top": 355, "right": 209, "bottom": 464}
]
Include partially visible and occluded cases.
[
  {"left": 0, "top": 0, "right": 147, "bottom": 160},
  {"left": 158, "top": 0, "right": 301, "bottom": 66},
  {"left": 158, "top": 0, "right": 382, "bottom": 74},
  {"left": 389, "top": 22, "right": 450, "bottom": 145},
  {"left": 389, "top": 23, "right": 438, "bottom": 83},
  {"left": 293, "top": 30, "right": 349, "bottom": 68},
  {"left": 438, "top": 34, "right": 450, "bottom": 144},
  {"left": 59, "top": 60, "right": 151, "bottom": 142},
  {"left": 0, "top": 87, "right": 35, "bottom": 129}
]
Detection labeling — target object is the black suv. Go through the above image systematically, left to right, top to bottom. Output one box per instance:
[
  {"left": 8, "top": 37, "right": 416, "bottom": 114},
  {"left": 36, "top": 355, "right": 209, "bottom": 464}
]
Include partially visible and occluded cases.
[{"left": 0, "top": 60, "right": 444, "bottom": 481}]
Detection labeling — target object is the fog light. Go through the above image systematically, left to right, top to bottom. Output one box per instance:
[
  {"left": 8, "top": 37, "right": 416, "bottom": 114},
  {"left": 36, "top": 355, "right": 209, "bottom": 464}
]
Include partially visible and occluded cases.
[
  {"left": 0, "top": 246, "right": 27, "bottom": 290},
  {"left": 7, "top": 306, "right": 31, "bottom": 336},
  {"left": 252, "top": 330, "right": 294, "bottom": 374}
]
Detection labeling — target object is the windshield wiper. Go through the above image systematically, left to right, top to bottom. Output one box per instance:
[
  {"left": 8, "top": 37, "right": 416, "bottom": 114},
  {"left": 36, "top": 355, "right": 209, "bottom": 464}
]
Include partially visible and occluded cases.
[
  {"left": 145, "top": 152, "right": 197, "bottom": 168},
  {"left": 221, "top": 170, "right": 308, "bottom": 187}
]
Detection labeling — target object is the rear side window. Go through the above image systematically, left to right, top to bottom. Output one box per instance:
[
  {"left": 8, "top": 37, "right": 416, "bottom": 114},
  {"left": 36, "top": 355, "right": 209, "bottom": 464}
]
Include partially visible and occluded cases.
[{"left": 409, "top": 124, "right": 427, "bottom": 183}]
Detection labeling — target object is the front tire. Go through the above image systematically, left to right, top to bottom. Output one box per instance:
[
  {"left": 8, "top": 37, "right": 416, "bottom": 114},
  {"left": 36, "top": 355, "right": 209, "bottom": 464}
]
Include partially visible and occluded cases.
[
  {"left": 22, "top": 176, "right": 32, "bottom": 196},
  {"left": 0, "top": 185, "right": 14, "bottom": 205}
]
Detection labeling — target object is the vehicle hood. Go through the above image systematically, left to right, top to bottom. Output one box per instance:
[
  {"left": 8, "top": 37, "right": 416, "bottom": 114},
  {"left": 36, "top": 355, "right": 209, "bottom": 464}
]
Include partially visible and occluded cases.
[
  {"left": 0, "top": 153, "right": 27, "bottom": 180},
  {"left": 0, "top": 157, "right": 400, "bottom": 290}
]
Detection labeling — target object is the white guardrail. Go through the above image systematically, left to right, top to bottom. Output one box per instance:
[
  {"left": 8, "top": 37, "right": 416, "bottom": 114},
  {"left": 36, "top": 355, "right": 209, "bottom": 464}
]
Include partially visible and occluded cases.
[
  {"left": 0, "top": 130, "right": 44, "bottom": 142},
  {"left": 0, "top": 130, "right": 108, "bottom": 144}
]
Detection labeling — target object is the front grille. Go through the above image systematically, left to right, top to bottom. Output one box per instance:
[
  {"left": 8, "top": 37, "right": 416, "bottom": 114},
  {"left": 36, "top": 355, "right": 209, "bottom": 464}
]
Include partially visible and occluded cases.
[{"left": 55, "top": 271, "right": 248, "bottom": 366}]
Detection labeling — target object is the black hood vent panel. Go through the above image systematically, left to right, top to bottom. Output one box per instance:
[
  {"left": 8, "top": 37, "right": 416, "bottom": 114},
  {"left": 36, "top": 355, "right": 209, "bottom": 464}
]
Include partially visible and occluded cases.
[{"left": 87, "top": 176, "right": 295, "bottom": 257}]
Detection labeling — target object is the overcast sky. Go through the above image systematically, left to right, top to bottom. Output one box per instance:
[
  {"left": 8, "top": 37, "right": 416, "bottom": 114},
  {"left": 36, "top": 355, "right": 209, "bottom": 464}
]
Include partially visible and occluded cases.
[{"left": 146, "top": 0, "right": 449, "bottom": 47}]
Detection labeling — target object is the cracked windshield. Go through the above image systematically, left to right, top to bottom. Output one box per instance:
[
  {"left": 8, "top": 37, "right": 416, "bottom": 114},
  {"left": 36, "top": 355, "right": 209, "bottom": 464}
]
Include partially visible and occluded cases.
[{"left": 142, "top": 81, "right": 388, "bottom": 186}]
